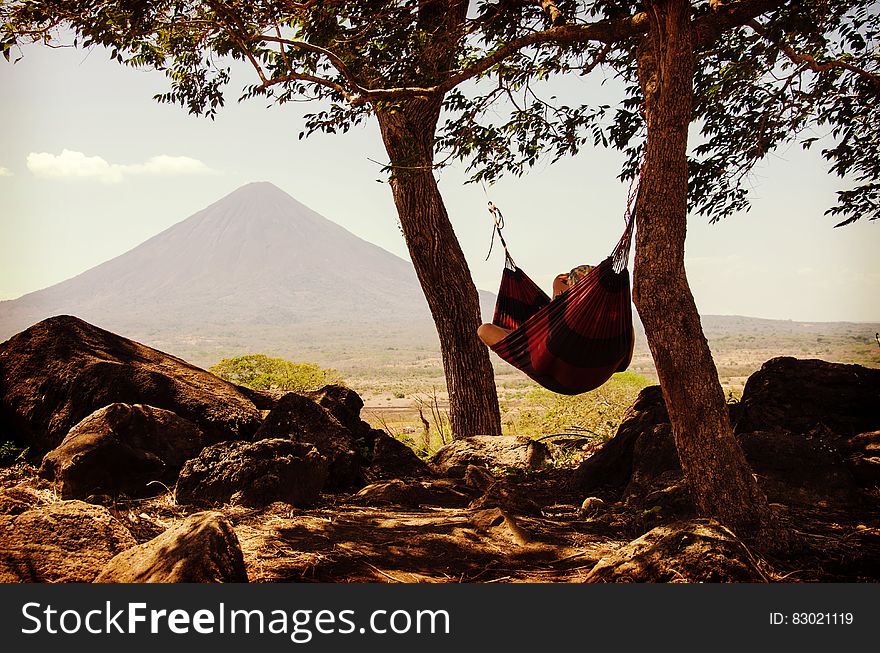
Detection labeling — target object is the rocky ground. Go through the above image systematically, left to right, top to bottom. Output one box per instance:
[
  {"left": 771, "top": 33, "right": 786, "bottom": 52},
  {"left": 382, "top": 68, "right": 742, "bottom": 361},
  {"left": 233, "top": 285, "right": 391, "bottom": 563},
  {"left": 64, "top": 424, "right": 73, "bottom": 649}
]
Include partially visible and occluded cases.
[{"left": 1, "top": 315, "right": 878, "bottom": 583}]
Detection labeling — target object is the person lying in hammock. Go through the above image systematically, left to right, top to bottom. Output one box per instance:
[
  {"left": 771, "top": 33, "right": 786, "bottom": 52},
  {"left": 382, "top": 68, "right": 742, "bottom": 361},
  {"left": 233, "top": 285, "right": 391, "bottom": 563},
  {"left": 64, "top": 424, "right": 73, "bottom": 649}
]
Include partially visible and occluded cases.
[{"left": 477, "top": 264, "right": 595, "bottom": 347}]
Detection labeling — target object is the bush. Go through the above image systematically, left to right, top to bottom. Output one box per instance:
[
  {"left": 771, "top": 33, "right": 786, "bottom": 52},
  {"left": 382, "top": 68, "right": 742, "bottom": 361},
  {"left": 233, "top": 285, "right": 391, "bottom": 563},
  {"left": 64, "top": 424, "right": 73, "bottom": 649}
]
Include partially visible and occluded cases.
[
  {"left": 209, "top": 354, "right": 344, "bottom": 392},
  {"left": 509, "top": 371, "right": 651, "bottom": 442}
]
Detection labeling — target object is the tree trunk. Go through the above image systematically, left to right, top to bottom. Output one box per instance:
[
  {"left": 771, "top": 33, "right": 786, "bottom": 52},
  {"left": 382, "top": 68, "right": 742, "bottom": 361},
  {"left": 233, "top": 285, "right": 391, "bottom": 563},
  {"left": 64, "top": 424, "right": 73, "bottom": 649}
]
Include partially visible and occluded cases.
[
  {"left": 632, "top": 0, "right": 788, "bottom": 553},
  {"left": 376, "top": 97, "right": 502, "bottom": 438}
]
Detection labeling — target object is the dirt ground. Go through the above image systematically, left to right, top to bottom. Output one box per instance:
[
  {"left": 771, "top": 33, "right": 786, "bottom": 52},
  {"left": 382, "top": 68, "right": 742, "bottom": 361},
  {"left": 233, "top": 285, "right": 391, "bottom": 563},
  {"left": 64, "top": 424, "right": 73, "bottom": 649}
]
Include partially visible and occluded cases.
[{"left": 4, "top": 463, "right": 878, "bottom": 583}]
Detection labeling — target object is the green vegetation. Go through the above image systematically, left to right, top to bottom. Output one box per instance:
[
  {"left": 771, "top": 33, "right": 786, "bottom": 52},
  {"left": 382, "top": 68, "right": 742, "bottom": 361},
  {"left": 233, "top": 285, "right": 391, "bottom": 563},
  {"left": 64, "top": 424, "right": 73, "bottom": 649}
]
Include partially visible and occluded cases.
[
  {"left": 209, "top": 354, "right": 343, "bottom": 393},
  {"left": 361, "top": 371, "right": 652, "bottom": 463},
  {"left": 506, "top": 372, "right": 652, "bottom": 442},
  {"left": 0, "top": 441, "right": 28, "bottom": 466}
]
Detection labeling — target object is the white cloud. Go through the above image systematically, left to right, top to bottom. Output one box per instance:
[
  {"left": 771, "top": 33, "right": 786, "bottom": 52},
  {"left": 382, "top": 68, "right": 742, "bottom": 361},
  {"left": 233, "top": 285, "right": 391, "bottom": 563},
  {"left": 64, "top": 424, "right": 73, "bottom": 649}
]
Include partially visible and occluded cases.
[
  {"left": 26, "top": 149, "right": 214, "bottom": 183},
  {"left": 128, "top": 155, "right": 212, "bottom": 176},
  {"left": 0, "top": 167, "right": 12, "bottom": 177}
]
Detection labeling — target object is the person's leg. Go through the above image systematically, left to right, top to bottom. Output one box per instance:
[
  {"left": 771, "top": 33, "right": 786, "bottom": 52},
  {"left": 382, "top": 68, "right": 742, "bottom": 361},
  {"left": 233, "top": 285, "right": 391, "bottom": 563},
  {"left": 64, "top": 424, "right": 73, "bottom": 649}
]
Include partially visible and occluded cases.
[{"left": 477, "top": 323, "right": 512, "bottom": 347}]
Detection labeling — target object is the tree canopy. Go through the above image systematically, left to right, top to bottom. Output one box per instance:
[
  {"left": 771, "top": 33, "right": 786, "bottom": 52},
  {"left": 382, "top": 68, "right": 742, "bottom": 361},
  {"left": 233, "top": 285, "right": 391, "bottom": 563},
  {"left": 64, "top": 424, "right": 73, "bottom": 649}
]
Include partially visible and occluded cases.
[
  {"left": 438, "top": 0, "right": 880, "bottom": 226},
  {"left": 5, "top": 1, "right": 875, "bottom": 224}
]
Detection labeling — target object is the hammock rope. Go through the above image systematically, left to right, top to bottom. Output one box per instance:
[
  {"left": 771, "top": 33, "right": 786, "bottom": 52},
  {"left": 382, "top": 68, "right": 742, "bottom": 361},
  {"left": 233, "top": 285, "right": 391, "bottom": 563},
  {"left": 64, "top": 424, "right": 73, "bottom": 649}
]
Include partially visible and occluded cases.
[{"left": 486, "top": 201, "right": 516, "bottom": 269}]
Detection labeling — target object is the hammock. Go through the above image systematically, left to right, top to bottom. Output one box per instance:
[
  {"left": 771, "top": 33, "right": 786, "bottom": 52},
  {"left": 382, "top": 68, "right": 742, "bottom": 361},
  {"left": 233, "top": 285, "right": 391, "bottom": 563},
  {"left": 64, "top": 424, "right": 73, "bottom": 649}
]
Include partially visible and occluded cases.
[{"left": 486, "top": 202, "right": 636, "bottom": 395}]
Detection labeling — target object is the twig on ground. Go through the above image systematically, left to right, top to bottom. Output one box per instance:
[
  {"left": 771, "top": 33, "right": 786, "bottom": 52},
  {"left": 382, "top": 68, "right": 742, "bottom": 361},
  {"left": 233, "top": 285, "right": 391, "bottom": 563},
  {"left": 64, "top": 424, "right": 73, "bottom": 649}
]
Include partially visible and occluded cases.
[{"left": 362, "top": 561, "right": 405, "bottom": 583}]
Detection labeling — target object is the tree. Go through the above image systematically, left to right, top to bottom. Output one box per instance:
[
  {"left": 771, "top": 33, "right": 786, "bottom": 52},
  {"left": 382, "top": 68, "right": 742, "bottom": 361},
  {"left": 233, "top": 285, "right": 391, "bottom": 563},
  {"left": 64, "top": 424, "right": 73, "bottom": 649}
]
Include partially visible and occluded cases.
[
  {"left": 436, "top": 0, "right": 878, "bottom": 551},
  {"left": 208, "top": 354, "right": 342, "bottom": 392}
]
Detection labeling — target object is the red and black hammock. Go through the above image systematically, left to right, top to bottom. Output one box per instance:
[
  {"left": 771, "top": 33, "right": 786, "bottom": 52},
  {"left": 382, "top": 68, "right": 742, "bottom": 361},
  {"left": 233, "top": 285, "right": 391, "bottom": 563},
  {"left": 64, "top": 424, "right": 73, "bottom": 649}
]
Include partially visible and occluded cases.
[{"left": 486, "top": 203, "right": 636, "bottom": 395}]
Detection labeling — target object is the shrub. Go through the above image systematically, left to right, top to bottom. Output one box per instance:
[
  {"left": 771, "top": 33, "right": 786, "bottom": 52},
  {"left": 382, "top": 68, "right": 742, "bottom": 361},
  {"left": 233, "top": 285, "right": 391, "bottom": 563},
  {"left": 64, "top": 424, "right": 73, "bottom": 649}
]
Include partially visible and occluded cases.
[
  {"left": 209, "top": 354, "right": 343, "bottom": 392},
  {"left": 509, "top": 371, "right": 652, "bottom": 442}
]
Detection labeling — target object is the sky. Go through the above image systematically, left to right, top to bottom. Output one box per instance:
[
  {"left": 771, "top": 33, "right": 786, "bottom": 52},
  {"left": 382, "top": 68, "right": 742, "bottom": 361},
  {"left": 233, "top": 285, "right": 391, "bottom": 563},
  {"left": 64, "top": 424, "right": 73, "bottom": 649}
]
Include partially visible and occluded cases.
[{"left": 1, "top": 43, "right": 878, "bottom": 323}]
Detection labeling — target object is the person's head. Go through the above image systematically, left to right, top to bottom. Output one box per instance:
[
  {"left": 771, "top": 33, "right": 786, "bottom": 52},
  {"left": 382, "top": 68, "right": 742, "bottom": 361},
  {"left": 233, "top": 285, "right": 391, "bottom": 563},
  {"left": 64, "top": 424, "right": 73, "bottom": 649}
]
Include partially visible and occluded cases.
[{"left": 567, "top": 264, "right": 595, "bottom": 287}]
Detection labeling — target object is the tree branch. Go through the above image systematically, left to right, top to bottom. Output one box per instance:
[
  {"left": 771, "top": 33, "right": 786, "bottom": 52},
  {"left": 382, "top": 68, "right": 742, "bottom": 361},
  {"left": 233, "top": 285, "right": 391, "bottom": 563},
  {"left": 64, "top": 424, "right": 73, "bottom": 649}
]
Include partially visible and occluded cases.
[
  {"left": 205, "top": 0, "right": 270, "bottom": 85},
  {"left": 236, "top": 0, "right": 800, "bottom": 104},
  {"left": 533, "top": 0, "right": 563, "bottom": 27},
  {"left": 691, "top": 0, "right": 787, "bottom": 47},
  {"left": 747, "top": 18, "right": 880, "bottom": 90},
  {"left": 256, "top": 34, "right": 367, "bottom": 96},
  {"left": 582, "top": 43, "right": 612, "bottom": 75},
  {"left": 261, "top": 71, "right": 357, "bottom": 101}
]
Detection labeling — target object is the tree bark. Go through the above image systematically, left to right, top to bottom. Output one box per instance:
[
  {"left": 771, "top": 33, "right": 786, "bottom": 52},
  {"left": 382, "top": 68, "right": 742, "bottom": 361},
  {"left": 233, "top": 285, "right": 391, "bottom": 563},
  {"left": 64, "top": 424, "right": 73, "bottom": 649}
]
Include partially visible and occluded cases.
[
  {"left": 632, "top": 0, "right": 788, "bottom": 553},
  {"left": 376, "top": 97, "right": 502, "bottom": 438}
]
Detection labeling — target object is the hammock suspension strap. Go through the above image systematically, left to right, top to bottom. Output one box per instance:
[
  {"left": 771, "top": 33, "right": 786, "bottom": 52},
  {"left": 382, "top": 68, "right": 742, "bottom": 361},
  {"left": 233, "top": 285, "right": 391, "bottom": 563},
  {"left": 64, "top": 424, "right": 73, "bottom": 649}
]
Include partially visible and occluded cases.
[{"left": 486, "top": 201, "right": 516, "bottom": 269}]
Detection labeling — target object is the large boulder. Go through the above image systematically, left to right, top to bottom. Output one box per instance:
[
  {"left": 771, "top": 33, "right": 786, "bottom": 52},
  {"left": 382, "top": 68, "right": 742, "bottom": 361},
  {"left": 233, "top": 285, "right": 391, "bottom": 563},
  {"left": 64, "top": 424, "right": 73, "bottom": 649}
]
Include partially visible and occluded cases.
[
  {"left": 0, "top": 316, "right": 262, "bottom": 457},
  {"left": 736, "top": 357, "right": 880, "bottom": 437},
  {"left": 575, "top": 368, "right": 875, "bottom": 510},
  {"left": 575, "top": 381, "right": 865, "bottom": 512},
  {"left": 309, "top": 385, "right": 431, "bottom": 481},
  {"left": 573, "top": 385, "right": 668, "bottom": 492},
  {"left": 254, "top": 392, "right": 361, "bottom": 488},
  {"left": 39, "top": 403, "right": 204, "bottom": 499},
  {"left": 621, "top": 423, "right": 693, "bottom": 515},
  {"left": 620, "top": 425, "right": 861, "bottom": 511},
  {"left": 362, "top": 429, "right": 433, "bottom": 482},
  {"left": 738, "top": 429, "right": 860, "bottom": 508},
  {"left": 837, "top": 430, "right": 880, "bottom": 488},
  {"left": 429, "top": 435, "right": 549, "bottom": 478},
  {"left": 176, "top": 438, "right": 328, "bottom": 508},
  {"left": 0, "top": 500, "right": 136, "bottom": 582},
  {"left": 95, "top": 512, "right": 248, "bottom": 583},
  {"left": 586, "top": 519, "right": 767, "bottom": 583}
]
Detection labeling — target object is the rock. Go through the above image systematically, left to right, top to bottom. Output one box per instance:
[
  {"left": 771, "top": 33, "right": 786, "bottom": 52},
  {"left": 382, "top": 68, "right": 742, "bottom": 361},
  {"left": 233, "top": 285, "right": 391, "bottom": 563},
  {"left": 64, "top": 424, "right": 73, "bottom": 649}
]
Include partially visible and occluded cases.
[
  {"left": 0, "top": 316, "right": 262, "bottom": 457},
  {"left": 736, "top": 357, "right": 880, "bottom": 437},
  {"left": 574, "top": 370, "right": 872, "bottom": 512},
  {"left": 234, "top": 385, "right": 285, "bottom": 411},
  {"left": 259, "top": 385, "right": 430, "bottom": 484},
  {"left": 307, "top": 385, "right": 366, "bottom": 434},
  {"left": 573, "top": 385, "right": 668, "bottom": 492},
  {"left": 304, "top": 386, "right": 431, "bottom": 482},
  {"left": 254, "top": 392, "right": 361, "bottom": 488},
  {"left": 39, "top": 403, "right": 204, "bottom": 499},
  {"left": 622, "top": 423, "right": 684, "bottom": 508},
  {"left": 619, "top": 424, "right": 859, "bottom": 511},
  {"left": 362, "top": 429, "right": 432, "bottom": 482},
  {"left": 738, "top": 429, "right": 860, "bottom": 508},
  {"left": 836, "top": 430, "right": 880, "bottom": 487},
  {"left": 429, "top": 435, "right": 549, "bottom": 478},
  {"left": 176, "top": 438, "right": 328, "bottom": 508},
  {"left": 463, "top": 464, "right": 496, "bottom": 492},
  {"left": 352, "top": 478, "right": 473, "bottom": 508},
  {"left": 468, "top": 480, "right": 542, "bottom": 516},
  {"left": 640, "top": 482, "right": 695, "bottom": 519},
  {"left": 0, "top": 487, "right": 46, "bottom": 515},
  {"left": 0, "top": 493, "right": 31, "bottom": 516},
  {"left": 578, "top": 497, "right": 607, "bottom": 518},
  {"left": 0, "top": 500, "right": 136, "bottom": 582},
  {"left": 467, "top": 507, "right": 531, "bottom": 546},
  {"left": 95, "top": 512, "right": 248, "bottom": 583},
  {"left": 586, "top": 519, "right": 767, "bottom": 583}
]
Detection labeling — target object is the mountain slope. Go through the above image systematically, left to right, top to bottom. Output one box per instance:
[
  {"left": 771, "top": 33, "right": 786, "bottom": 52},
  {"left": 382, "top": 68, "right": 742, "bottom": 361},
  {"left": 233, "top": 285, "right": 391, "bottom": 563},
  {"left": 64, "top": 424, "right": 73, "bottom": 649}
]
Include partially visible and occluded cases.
[{"left": 1, "top": 182, "right": 441, "bottom": 333}]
